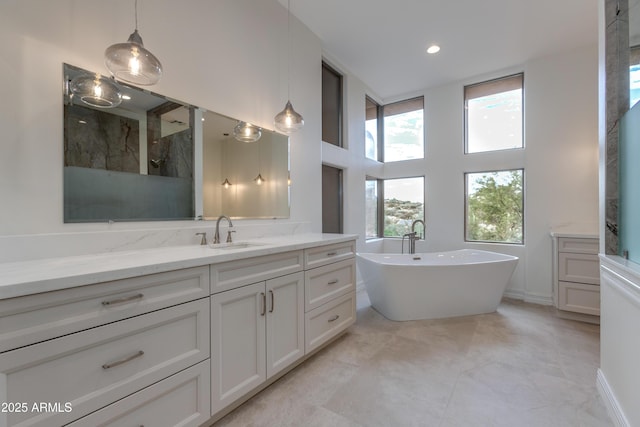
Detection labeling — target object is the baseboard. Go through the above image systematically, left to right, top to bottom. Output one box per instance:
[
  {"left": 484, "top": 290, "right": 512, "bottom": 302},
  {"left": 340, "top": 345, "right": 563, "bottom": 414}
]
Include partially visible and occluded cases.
[
  {"left": 502, "top": 289, "right": 553, "bottom": 306},
  {"left": 503, "top": 289, "right": 524, "bottom": 300},
  {"left": 523, "top": 292, "right": 553, "bottom": 306},
  {"left": 597, "top": 368, "right": 630, "bottom": 427}
]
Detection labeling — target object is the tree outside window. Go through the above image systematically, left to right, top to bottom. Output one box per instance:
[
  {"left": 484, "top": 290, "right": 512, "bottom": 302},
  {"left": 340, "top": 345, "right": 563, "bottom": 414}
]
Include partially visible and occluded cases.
[{"left": 465, "top": 170, "right": 523, "bottom": 244}]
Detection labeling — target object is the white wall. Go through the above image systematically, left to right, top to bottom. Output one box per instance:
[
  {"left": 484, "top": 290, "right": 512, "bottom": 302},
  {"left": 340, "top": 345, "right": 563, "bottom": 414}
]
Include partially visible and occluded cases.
[
  {"left": 0, "top": 0, "right": 322, "bottom": 261},
  {"left": 332, "top": 44, "right": 599, "bottom": 303}
]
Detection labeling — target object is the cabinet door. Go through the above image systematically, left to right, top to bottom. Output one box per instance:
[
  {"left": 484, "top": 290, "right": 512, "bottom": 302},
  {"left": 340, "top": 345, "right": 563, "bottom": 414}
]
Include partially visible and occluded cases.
[
  {"left": 266, "top": 272, "right": 304, "bottom": 378},
  {"left": 211, "top": 282, "right": 266, "bottom": 415}
]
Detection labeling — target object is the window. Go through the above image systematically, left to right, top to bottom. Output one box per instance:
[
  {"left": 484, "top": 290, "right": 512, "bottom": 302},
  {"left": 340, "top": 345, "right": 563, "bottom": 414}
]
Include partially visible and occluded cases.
[
  {"left": 322, "top": 62, "right": 343, "bottom": 147},
  {"left": 465, "top": 74, "right": 523, "bottom": 154},
  {"left": 365, "top": 96, "right": 381, "bottom": 161},
  {"left": 383, "top": 97, "right": 424, "bottom": 162},
  {"left": 322, "top": 165, "right": 343, "bottom": 233},
  {"left": 465, "top": 170, "right": 524, "bottom": 244},
  {"left": 365, "top": 177, "right": 424, "bottom": 239},
  {"left": 383, "top": 177, "right": 424, "bottom": 237},
  {"left": 365, "top": 178, "right": 380, "bottom": 238}
]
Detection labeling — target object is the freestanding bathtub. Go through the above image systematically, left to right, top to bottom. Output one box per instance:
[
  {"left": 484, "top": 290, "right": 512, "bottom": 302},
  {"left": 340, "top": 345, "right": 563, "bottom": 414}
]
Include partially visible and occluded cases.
[{"left": 356, "top": 249, "right": 518, "bottom": 321}]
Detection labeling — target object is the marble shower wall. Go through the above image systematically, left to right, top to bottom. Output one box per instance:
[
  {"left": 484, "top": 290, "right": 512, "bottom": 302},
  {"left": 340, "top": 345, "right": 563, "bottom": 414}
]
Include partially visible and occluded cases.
[
  {"left": 605, "top": 0, "right": 629, "bottom": 254},
  {"left": 64, "top": 104, "right": 140, "bottom": 173}
]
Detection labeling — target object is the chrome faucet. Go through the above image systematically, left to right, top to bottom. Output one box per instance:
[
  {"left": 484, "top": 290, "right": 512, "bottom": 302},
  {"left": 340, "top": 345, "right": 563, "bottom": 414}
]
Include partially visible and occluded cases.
[
  {"left": 214, "top": 215, "right": 234, "bottom": 244},
  {"left": 402, "top": 219, "right": 425, "bottom": 254},
  {"left": 411, "top": 219, "right": 425, "bottom": 239},
  {"left": 402, "top": 231, "right": 418, "bottom": 254}
]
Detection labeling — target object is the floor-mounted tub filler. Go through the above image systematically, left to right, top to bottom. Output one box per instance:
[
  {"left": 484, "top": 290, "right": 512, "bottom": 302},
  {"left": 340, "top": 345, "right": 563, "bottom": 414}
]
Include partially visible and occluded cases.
[{"left": 356, "top": 249, "right": 518, "bottom": 321}]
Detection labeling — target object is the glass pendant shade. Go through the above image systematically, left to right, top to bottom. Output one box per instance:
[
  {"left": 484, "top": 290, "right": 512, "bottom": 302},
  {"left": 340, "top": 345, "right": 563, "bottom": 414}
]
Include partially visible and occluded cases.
[
  {"left": 105, "top": 29, "right": 162, "bottom": 86},
  {"left": 70, "top": 74, "right": 122, "bottom": 108},
  {"left": 274, "top": 100, "right": 304, "bottom": 133},
  {"left": 233, "top": 121, "right": 262, "bottom": 142}
]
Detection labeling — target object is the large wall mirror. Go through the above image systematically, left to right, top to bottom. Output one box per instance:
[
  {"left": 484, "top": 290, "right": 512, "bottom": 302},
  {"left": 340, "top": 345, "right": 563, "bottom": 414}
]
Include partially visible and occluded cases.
[{"left": 63, "top": 63, "right": 289, "bottom": 223}]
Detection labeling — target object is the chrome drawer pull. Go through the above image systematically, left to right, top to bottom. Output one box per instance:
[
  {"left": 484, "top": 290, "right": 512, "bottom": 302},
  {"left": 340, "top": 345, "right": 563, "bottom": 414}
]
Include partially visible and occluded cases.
[
  {"left": 326, "top": 252, "right": 337, "bottom": 257},
  {"left": 327, "top": 279, "right": 339, "bottom": 285},
  {"left": 101, "top": 293, "right": 144, "bottom": 306},
  {"left": 328, "top": 315, "right": 340, "bottom": 322},
  {"left": 102, "top": 350, "right": 144, "bottom": 369}
]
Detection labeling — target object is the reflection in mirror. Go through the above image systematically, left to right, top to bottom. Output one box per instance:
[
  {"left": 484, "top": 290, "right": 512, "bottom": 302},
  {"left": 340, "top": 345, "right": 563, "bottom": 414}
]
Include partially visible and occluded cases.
[
  {"left": 63, "top": 63, "right": 195, "bottom": 222},
  {"left": 63, "top": 64, "right": 290, "bottom": 222},
  {"left": 202, "top": 112, "right": 290, "bottom": 219}
]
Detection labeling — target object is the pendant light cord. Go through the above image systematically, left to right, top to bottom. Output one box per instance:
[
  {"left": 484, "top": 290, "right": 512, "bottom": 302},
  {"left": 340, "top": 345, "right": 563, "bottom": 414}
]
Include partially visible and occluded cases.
[
  {"left": 134, "top": 0, "right": 139, "bottom": 31},
  {"left": 287, "top": 0, "right": 291, "bottom": 101}
]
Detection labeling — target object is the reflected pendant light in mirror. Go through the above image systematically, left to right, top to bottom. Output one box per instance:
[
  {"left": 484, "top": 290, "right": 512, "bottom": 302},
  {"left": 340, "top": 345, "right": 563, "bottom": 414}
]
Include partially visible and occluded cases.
[
  {"left": 104, "top": 0, "right": 162, "bottom": 86},
  {"left": 274, "top": 0, "right": 304, "bottom": 133},
  {"left": 69, "top": 74, "right": 122, "bottom": 108},
  {"left": 233, "top": 121, "right": 262, "bottom": 142}
]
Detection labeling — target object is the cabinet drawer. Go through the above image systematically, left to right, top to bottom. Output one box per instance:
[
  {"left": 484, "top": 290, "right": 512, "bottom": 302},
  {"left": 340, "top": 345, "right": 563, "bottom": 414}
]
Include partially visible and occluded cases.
[
  {"left": 558, "top": 237, "right": 598, "bottom": 254},
  {"left": 304, "top": 241, "right": 355, "bottom": 269},
  {"left": 210, "top": 250, "right": 303, "bottom": 294},
  {"left": 558, "top": 253, "right": 600, "bottom": 285},
  {"left": 304, "top": 259, "right": 355, "bottom": 311},
  {"left": 0, "top": 266, "right": 209, "bottom": 353},
  {"left": 558, "top": 281, "right": 600, "bottom": 316},
  {"left": 305, "top": 291, "right": 356, "bottom": 353},
  {"left": 0, "top": 299, "right": 209, "bottom": 427},
  {"left": 67, "top": 360, "right": 210, "bottom": 427}
]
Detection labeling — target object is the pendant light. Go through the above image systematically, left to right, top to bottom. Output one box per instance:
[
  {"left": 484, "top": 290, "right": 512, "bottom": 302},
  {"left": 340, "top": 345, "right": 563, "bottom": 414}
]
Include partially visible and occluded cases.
[
  {"left": 104, "top": 0, "right": 162, "bottom": 86},
  {"left": 274, "top": 0, "right": 304, "bottom": 133},
  {"left": 69, "top": 73, "right": 122, "bottom": 109},
  {"left": 233, "top": 121, "right": 262, "bottom": 143},
  {"left": 254, "top": 173, "right": 265, "bottom": 185},
  {"left": 222, "top": 178, "right": 232, "bottom": 189}
]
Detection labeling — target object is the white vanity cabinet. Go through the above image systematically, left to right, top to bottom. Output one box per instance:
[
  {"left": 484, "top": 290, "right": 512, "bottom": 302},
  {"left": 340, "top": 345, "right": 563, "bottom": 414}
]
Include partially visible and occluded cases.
[
  {"left": 551, "top": 232, "right": 600, "bottom": 320},
  {"left": 0, "top": 234, "right": 358, "bottom": 427},
  {"left": 303, "top": 241, "right": 356, "bottom": 353},
  {"left": 0, "top": 266, "right": 211, "bottom": 427},
  {"left": 210, "top": 271, "right": 304, "bottom": 414}
]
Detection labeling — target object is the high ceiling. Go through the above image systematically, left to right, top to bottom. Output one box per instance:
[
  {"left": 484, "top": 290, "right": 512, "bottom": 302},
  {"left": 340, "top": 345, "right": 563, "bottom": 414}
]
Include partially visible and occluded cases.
[{"left": 282, "top": 0, "right": 599, "bottom": 100}]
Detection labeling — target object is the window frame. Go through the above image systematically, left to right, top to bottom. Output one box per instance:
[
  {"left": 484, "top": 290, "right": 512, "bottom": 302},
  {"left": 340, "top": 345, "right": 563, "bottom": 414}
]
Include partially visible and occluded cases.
[
  {"left": 322, "top": 61, "right": 344, "bottom": 147},
  {"left": 464, "top": 73, "right": 524, "bottom": 155},
  {"left": 365, "top": 96, "right": 383, "bottom": 162},
  {"left": 382, "top": 96, "right": 425, "bottom": 163},
  {"left": 464, "top": 168, "right": 525, "bottom": 245},
  {"left": 382, "top": 175, "right": 425, "bottom": 239},
  {"left": 365, "top": 176, "right": 384, "bottom": 239}
]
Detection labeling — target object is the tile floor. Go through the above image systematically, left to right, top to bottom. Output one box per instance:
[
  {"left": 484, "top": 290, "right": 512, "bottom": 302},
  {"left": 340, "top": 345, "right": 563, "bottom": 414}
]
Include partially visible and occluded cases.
[{"left": 214, "top": 291, "right": 611, "bottom": 426}]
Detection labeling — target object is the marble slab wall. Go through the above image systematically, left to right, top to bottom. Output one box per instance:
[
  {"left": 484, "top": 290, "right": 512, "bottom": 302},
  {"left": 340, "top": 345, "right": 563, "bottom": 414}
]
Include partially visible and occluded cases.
[
  {"left": 605, "top": 0, "right": 629, "bottom": 254},
  {"left": 64, "top": 104, "right": 140, "bottom": 173}
]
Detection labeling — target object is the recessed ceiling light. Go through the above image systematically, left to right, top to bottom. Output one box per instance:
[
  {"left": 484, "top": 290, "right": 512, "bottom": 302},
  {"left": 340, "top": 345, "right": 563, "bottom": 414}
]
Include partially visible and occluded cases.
[
  {"left": 427, "top": 45, "right": 440, "bottom": 54},
  {"left": 121, "top": 94, "right": 131, "bottom": 100}
]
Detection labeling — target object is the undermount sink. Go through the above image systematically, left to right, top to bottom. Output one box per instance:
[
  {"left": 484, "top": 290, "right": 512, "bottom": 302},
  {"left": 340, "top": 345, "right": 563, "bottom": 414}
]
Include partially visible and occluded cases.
[{"left": 210, "top": 242, "right": 265, "bottom": 250}]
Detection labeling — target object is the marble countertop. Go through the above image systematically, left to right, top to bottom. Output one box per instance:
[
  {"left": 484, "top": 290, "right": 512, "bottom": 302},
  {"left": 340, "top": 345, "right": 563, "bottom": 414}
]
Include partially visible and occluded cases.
[
  {"left": 549, "top": 224, "right": 599, "bottom": 239},
  {"left": 0, "top": 233, "right": 358, "bottom": 300}
]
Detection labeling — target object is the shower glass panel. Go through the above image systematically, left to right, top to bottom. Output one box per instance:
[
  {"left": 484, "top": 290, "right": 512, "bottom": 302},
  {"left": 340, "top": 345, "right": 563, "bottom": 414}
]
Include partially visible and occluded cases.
[{"left": 618, "top": 102, "right": 640, "bottom": 264}]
